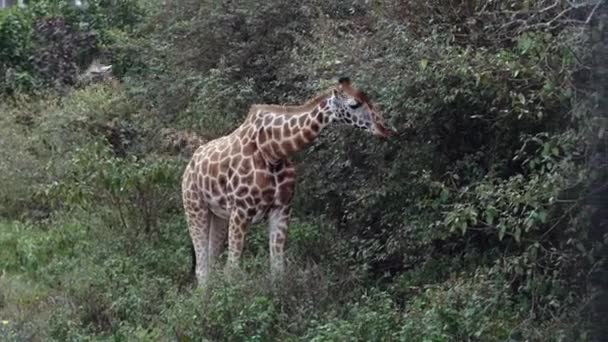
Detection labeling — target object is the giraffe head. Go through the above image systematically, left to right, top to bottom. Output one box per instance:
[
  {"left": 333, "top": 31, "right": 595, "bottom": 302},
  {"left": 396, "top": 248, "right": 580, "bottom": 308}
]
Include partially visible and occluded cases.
[{"left": 328, "top": 77, "right": 395, "bottom": 138}]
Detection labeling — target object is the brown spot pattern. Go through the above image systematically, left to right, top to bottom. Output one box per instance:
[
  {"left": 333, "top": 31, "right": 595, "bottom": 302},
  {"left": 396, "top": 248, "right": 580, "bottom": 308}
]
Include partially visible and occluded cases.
[{"left": 183, "top": 94, "right": 336, "bottom": 282}]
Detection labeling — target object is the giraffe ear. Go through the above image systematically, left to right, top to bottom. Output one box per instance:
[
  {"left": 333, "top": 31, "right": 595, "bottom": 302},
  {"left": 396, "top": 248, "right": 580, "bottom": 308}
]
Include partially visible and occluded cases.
[
  {"left": 338, "top": 76, "right": 351, "bottom": 86},
  {"left": 332, "top": 88, "right": 339, "bottom": 97}
]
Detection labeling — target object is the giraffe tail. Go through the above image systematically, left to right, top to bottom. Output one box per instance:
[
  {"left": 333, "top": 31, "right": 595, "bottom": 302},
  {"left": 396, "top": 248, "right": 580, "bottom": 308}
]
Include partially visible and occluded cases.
[{"left": 190, "top": 241, "right": 196, "bottom": 279}]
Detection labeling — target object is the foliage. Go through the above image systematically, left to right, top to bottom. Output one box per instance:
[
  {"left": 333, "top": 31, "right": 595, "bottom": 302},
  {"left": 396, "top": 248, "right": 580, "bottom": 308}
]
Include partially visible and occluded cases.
[
  {"left": 0, "top": 0, "right": 144, "bottom": 96},
  {"left": 1, "top": 0, "right": 605, "bottom": 340},
  {"left": 0, "top": 7, "right": 37, "bottom": 93},
  {"left": 31, "top": 15, "right": 98, "bottom": 87},
  {"left": 0, "top": 83, "right": 134, "bottom": 219},
  {"left": 45, "top": 142, "right": 182, "bottom": 234},
  {"left": 304, "top": 290, "right": 403, "bottom": 341}
]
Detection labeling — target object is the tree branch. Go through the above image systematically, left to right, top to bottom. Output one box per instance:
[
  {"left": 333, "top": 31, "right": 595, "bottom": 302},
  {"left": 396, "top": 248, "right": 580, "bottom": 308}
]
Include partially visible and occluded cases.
[{"left": 585, "top": 0, "right": 604, "bottom": 24}]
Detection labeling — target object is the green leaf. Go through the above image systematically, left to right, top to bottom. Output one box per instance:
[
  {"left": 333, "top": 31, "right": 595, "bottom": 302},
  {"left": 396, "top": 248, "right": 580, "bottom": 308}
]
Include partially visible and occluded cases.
[
  {"left": 518, "top": 36, "right": 532, "bottom": 54},
  {"left": 419, "top": 59, "right": 428, "bottom": 70},
  {"left": 517, "top": 93, "right": 526, "bottom": 104},
  {"left": 439, "top": 188, "right": 449, "bottom": 202},
  {"left": 484, "top": 206, "right": 496, "bottom": 225},
  {"left": 537, "top": 210, "right": 547, "bottom": 224},
  {"left": 498, "top": 223, "right": 506, "bottom": 241},
  {"left": 575, "top": 241, "right": 586, "bottom": 254}
]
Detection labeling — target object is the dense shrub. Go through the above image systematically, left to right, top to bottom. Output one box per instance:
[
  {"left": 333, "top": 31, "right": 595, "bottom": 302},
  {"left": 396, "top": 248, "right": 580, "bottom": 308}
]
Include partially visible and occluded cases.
[
  {"left": 0, "top": 0, "right": 144, "bottom": 96},
  {"left": 1, "top": 0, "right": 605, "bottom": 340},
  {"left": 122, "top": 0, "right": 319, "bottom": 138},
  {"left": 0, "top": 7, "right": 36, "bottom": 94},
  {"left": 31, "top": 15, "right": 98, "bottom": 87},
  {"left": 0, "top": 83, "right": 135, "bottom": 219},
  {"left": 46, "top": 142, "right": 183, "bottom": 234},
  {"left": 304, "top": 290, "right": 403, "bottom": 341}
]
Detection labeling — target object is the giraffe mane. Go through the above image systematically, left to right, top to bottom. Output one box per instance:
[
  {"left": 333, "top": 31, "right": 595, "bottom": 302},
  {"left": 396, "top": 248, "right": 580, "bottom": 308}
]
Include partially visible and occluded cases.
[{"left": 246, "top": 88, "right": 335, "bottom": 118}]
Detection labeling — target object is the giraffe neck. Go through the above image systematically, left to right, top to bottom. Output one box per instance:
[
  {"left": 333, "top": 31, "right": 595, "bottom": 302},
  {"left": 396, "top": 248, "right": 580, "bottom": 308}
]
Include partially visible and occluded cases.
[{"left": 252, "top": 100, "right": 333, "bottom": 162}]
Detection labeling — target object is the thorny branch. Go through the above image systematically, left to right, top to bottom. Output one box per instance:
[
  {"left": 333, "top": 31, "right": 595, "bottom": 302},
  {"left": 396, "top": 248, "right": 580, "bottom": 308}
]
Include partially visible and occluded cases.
[
  {"left": 401, "top": 0, "right": 601, "bottom": 46},
  {"left": 468, "top": 0, "right": 602, "bottom": 44},
  {"left": 497, "top": 0, "right": 596, "bottom": 34},
  {"left": 585, "top": 0, "right": 604, "bottom": 24}
]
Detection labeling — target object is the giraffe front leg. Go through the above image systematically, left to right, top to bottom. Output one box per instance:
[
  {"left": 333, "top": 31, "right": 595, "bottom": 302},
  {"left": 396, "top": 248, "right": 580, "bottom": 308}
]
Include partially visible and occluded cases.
[
  {"left": 185, "top": 205, "right": 210, "bottom": 287},
  {"left": 268, "top": 205, "right": 291, "bottom": 277},
  {"left": 226, "top": 208, "right": 250, "bottom": 272},
  {"left": 208, "top": 213, "right": 228, "bottom": 265}
]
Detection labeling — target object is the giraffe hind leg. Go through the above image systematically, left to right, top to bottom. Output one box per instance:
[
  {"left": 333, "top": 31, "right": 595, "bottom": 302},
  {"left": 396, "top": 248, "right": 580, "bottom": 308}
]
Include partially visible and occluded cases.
[{"left": 268, "top": 205, "right": 291, "bottom": 278}]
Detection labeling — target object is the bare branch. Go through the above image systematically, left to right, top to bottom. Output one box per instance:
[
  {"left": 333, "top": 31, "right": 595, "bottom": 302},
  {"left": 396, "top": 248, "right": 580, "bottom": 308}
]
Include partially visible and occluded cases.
[
  {"left": 478, "top": 0, "right": 490, "bottom": 14},
  {"left": 538, "top": 0, "right": 562, "bottom": 14},
  {"left": 566, "top": 0, "right": 602, "bottom": 9},
  {"left": 585, "top": 0, "right": 604, "bottom": 24},
  {"left": 545, "top": 6, "right": 575, "bottom": 26}
]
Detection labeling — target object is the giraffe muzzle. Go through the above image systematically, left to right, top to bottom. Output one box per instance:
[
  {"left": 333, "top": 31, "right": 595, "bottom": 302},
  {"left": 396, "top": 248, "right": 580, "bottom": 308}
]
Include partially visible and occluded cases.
[{"left": 374, "top": 121, "right": 396, "bottom": 138}]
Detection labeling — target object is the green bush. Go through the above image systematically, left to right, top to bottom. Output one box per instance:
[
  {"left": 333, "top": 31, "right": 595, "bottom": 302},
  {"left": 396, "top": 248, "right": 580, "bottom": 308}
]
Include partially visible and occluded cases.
[
  {"left": 0, "top": 0, "right": 604, "bottom": 340},
  {"left": 0, "top": 0, "right": 145, "bottom": 96},
  {"left": 0, "top": 7, "right": 36, "bottom": 94},
  {"left": 0, "top": 7, "right": 31, "bottom": 60},
  {"left": 31, "top": 15, "right": 98, "bottom": 87},
  {"left": 179, "top": 67, "right": 257, "bottom": 136},
  {"left": 0, "top": 84, "right": 136, "bottom": 219},
  {"left": 0, "top": 97, "right": 56, "bottom": 218},
  {"left": 46, "top": 142, "right": 183, "bottom": 234},
  {"left": 0, "top": 221, "right": 80, "bottom": 275},
  {"left": 397, "top": 273, "right": 516, "bottom": 341},
  {"left": 168, "top": 281, "right": 278, "bottom": 341},
  {"left": 304, "top": 290, "right": 402, "bottom": 341}
]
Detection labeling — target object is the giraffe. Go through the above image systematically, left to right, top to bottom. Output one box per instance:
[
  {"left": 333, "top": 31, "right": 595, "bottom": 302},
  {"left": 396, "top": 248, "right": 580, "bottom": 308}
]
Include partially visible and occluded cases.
[{"left": 181, "top": 77, "right": 395, "bottom": 286}]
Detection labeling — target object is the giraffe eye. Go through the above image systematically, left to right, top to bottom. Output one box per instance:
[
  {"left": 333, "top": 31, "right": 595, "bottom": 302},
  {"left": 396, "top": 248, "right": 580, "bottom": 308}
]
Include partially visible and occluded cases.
[{"left": 349, "top": 102, "right": 362, "bottom": 109}]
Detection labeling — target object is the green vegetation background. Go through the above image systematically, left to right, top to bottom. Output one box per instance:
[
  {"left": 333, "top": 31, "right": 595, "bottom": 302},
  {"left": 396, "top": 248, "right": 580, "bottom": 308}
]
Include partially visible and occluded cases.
[{"left": 0, "top": 0, "right": 606, "bottom": 340}]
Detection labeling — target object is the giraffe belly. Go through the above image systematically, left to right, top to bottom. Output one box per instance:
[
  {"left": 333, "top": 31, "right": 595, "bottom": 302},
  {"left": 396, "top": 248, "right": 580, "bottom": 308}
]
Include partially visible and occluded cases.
[
  {"left": 206, "top": 195, "right": 271, "bottom": 224},
  {"left": 208, "top": 202, "right": 230, "bottom": 220},
  {"left": 208, "top": 202, "right": 271, "bottom": 224},
  {"left": 251, "top": 207, "right": 271, "bottom": 224}
]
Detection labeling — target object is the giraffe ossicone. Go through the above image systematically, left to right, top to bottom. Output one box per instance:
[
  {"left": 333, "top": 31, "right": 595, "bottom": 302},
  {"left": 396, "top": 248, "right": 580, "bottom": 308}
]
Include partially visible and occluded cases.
[{"left": 182, "top": 77, "right": 395, "bottom": 286}]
